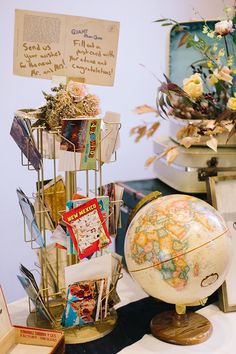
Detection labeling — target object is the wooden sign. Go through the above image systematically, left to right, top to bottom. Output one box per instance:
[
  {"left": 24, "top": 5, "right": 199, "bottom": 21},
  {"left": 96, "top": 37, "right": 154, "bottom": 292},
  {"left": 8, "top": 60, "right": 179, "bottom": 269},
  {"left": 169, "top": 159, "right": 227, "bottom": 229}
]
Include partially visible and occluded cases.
[{"left": 13, "top": 9, "right": 120, "bottom": 86}]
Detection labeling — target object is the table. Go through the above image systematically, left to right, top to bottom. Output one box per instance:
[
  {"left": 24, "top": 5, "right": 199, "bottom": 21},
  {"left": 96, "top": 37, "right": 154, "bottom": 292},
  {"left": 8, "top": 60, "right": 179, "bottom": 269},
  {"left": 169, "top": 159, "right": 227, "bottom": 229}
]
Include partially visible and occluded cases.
[{"left": 8, "top": 270, "right": 236, "bottom": 354}]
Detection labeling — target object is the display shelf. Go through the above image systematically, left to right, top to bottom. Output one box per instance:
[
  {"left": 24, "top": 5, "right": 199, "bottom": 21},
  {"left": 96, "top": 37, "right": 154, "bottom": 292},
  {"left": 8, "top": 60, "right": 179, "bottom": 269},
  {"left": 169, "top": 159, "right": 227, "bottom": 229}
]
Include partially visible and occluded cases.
[{"left": 14, "top": 112, "right": 122, "bottom": 343}]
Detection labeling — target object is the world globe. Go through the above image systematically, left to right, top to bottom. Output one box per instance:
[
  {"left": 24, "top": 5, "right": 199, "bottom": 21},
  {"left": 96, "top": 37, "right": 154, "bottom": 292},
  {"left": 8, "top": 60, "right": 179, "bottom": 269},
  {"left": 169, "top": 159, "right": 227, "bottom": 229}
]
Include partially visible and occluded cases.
[{"left": 125, "top": 194, "right": 232, "bottom": 306}]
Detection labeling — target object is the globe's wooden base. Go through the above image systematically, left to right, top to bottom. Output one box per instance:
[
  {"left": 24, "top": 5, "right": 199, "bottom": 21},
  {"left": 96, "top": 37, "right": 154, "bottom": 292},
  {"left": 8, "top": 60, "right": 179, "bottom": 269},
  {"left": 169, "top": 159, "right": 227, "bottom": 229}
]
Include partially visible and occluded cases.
[
  {"left": 27, "top": 300, "right": 117, "bottom": 344},
  {"left": 150, "top": 310, "right": 212, "bottom": 345}
]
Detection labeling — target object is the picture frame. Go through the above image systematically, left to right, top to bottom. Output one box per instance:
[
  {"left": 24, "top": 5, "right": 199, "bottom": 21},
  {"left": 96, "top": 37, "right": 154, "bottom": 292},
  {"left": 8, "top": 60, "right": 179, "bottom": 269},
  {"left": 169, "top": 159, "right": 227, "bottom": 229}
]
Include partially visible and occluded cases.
[{"left": 209, "top": 175, "right": 236, "bottom": 312}]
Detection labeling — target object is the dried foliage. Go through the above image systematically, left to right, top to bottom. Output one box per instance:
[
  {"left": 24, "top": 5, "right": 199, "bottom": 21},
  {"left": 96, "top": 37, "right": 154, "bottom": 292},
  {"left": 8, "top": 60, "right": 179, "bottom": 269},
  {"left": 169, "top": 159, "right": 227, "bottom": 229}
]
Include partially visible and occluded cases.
[
  {"left": 132, "top": 6, "right": 236, "bottom": 154},
  {"left": 33, "top": 81, "right": 101, "bottom": 130},
  {"left": 134, "top": 104, "right": 159, "bottom": 115},
  {"left": 130, "top": 121, "right": 160, "bottom": 142},
  {"left": 145, "top": 146, "right": 179, "bottom": 167}
]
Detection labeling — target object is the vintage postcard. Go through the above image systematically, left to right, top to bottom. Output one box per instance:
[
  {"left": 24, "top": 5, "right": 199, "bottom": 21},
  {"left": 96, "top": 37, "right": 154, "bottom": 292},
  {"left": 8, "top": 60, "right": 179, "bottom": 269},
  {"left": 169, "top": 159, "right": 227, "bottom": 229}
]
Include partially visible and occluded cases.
[
  {"left": 10, "top": 115, "right": 42, "bottom": 171},
  {"left": 58, "top": 118, "right": 101, "bottom": 171},
  {"left": 60, "top": 119, "right": 88, "bottom": 153},
  {"left": 40, "top": 176, "right": 66, "bottom": 225},
  {"left": 101, "top": 183, "right": 116, "bottom": 235},
  {"left": 101, "top": 183, "right": 124, "bottom": 236},
  {"left": 16, "top": 188, "right": 44, "bottom": 248},
  {"left": 66, "top": 195, "right": 109, "bottom": 256},
  {"left": 66, "top": 195, "right": 109, "bottom": 230},
  {"left": 62, "top": 198, "right": 111, "bottom": 259},
  {"left": 64, "top": 253, "right": 122, "bottom": 311},
  {"left": 18, "top": 264, "right": 54, "bottom": 323},
  {"left": 62, "top": 277, "right": 110, "bottom": 327}
]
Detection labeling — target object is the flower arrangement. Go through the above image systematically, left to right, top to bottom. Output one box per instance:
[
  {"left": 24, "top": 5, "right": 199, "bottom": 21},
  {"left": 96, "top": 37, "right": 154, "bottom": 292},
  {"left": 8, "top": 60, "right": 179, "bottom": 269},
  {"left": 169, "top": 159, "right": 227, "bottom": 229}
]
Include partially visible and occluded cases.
[
  {"left": 131, "top": 4, "right": 236, "bottom": 159},
  {"left": 29, "top": 81, "right": 101, "bottom": 130}
]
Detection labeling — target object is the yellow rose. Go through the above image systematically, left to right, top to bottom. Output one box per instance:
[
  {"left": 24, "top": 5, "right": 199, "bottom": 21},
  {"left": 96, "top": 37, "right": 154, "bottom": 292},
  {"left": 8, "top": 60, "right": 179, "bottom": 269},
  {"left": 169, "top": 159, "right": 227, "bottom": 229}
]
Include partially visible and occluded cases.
[
  {"left": 183, "top": 73, "right": 203, "bottom": 99},
  {"left": 207, "top": 74, "right": 218, "bottom": 86},
  {"left": 227, "top": 93, "right": 236, "bottom": 111}
]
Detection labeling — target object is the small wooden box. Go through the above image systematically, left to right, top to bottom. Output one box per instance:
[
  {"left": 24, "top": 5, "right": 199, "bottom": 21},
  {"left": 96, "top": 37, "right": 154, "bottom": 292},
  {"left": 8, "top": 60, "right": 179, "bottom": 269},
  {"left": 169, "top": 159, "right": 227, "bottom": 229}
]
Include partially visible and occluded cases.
[{"left": 0, "top": 287, "right": 65, "bottom": 354}]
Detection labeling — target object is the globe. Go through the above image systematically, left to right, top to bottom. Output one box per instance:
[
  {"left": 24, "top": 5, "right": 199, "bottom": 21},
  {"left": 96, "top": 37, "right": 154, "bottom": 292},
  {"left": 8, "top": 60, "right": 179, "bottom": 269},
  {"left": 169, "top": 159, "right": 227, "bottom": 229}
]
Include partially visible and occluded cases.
[{"left": 125, "top": 194, "right": 232, "bottom": 305}]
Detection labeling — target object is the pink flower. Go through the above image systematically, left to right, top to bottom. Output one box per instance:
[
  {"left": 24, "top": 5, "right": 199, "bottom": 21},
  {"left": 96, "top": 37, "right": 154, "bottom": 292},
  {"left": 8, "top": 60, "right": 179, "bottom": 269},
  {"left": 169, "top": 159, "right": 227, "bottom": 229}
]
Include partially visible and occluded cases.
[
  {"left": 214, "top": 20, "right": 234, "bottom": 36},
  {"left": 214, "top": 66, "right": 233, "bottom": 84},
  {"left": 66, "top": 81, "right": 88, "bottom": 102}
]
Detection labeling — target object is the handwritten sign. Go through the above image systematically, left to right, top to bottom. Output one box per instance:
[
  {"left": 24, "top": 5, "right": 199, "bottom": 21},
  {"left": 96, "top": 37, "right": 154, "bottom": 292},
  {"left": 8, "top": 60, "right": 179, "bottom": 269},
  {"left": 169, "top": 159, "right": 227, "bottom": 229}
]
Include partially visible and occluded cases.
[{"left": 13, "top": 9, "right": 120, "bottom": 86}]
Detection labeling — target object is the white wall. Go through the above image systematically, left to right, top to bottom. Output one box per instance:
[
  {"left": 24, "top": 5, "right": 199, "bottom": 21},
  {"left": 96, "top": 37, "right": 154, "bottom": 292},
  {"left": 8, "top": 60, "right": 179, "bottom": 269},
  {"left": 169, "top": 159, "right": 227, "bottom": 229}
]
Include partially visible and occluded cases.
[{"left": 0, "top": 0, "right": 228, "bottom": 302}]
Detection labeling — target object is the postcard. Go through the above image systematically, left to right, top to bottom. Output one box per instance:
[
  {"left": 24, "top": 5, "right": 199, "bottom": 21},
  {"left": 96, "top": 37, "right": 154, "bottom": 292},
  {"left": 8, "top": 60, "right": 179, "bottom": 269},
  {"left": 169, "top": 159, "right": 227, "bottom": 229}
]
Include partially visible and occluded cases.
[
  {"left": 14, "top": 9, "right": 120, "bottom": 86},
  {"left": 10, "top": 115, "right": 42, "bottom": 171},
  {"left": 58, "top": 118, "right": 101, "bottom": 171},
  {"left": 60, "top": 119, "right": 88, "bottom": 153},
  {"left": 41, "top": 176, "right": 66, "bottom": 225},
  {"left": 101, "top": 183, "right": 124, "bottom": 236},
  {"left": 101, "top": 183, "right": 116, "bottom": 235},
  {"left": 16, "top": 188, "right": 44, "bottom": 248},
  {"left": 66, "top": 195, "right": 109, "bottom": 256},
  {"left": 66, "top": 195, "right": 109, "bottom": 230},
  {"left": 62, "top": 198, "right": 111, "bottom": 259},
  {"left": 64, "top": 253, "right": 122, "bottom": 322},
  {"left": 18, "top": 264, "right": 54, "bottom": 323},
  {"left": 61, "top": 279, "right": 106, "bottom": 327}
]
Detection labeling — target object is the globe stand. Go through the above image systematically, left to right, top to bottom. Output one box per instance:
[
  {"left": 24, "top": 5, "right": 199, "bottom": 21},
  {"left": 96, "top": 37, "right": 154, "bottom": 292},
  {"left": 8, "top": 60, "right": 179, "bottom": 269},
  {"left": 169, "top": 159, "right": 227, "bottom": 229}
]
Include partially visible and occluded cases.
[{"left": 150, "top": 304, "right": 212, "bottom": 345}]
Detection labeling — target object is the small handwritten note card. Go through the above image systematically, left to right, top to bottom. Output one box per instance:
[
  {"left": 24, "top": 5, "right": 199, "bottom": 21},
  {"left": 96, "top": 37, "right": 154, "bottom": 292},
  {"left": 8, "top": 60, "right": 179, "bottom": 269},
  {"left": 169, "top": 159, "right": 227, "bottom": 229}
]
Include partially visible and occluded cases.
[{"left": 13, "top": 9, "right": 120, "bottom": 86}]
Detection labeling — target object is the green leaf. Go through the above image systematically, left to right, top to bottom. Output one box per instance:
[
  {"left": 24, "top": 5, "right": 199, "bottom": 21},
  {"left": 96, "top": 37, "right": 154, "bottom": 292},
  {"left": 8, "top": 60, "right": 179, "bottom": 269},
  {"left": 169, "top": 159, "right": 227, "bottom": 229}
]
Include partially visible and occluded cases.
[
  {"left": 232, "top": 14, "right": 236, "bottom": 25},
  {"left": 153, "top": 18, "right": 169, "bottom": 22},
  {"left": 162, "top": 23, "right": 174, "bottom": 26},
  {"left": 232, "top": 33, "right": 236, "bottom": 45},
  {"left": 186, "top": 41, "right": 193, "bottom": 48},
  {"left": 203, "top": 45, "right": 211, "bottom": 54},
  {"left": 191, "top": 59, "right": 208, "bottom": 66},
  {"left": 198, "top": 62, "right": 211, "bottom": 68}
]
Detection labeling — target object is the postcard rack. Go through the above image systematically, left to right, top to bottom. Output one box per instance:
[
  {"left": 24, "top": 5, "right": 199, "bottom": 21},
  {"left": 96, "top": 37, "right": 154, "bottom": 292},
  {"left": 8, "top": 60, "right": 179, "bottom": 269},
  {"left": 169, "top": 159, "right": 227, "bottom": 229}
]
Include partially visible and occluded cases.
[{"left": 16, "top": 114, "right": 123, "bottom": 344}]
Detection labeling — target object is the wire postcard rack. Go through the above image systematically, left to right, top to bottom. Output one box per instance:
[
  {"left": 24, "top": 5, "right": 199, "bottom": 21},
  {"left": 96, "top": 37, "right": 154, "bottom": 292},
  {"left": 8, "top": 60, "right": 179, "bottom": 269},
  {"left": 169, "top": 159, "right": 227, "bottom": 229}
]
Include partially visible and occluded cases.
[{"left": 15, "top": 112, "right": 123, "bottom": 343}]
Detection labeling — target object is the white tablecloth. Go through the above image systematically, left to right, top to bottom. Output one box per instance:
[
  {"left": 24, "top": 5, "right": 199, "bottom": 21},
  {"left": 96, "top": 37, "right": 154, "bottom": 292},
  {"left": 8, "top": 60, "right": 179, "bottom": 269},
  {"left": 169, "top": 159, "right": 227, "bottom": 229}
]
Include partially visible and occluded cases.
[{"left": 8, "top": 270, "right": 236, "bottom": 354}]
